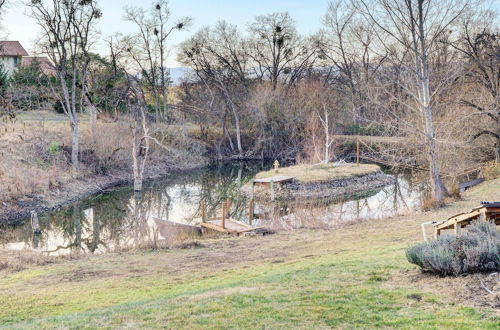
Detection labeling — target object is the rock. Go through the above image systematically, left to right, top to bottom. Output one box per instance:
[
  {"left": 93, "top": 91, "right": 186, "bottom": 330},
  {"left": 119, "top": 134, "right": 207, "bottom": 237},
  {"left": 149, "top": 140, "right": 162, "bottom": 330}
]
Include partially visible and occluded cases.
[{"left": 244, "top": 170, "right": 395, "bottom": 202}]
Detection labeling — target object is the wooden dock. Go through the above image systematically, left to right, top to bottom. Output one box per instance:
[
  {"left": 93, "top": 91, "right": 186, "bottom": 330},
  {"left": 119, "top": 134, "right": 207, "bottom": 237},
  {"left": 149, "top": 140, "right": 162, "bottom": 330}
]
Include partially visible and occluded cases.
[
  {"left": 252, "top": 175, "right": 294, "bottom": 201},
  {"left": 253, "top": 175, "right": 294, "bottom": 187},
  {"left": 200, "top": 199, "right": 264, "bottom": 235},
  {"left": 434, "top": 202, "right": 500, "bottom": 237},
  {"left": 201, "top": 218, "right": 264, "bottom": 234}
]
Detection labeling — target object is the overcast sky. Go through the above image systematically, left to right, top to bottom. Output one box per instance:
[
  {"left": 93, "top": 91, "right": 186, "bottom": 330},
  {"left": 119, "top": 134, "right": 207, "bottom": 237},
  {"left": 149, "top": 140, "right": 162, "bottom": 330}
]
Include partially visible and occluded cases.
[
  {"left": 2, "top": 0, "right": 499, "bottom": 67},
  {"left": 2, "top": 0, "right": 328, "bottom": 67}
]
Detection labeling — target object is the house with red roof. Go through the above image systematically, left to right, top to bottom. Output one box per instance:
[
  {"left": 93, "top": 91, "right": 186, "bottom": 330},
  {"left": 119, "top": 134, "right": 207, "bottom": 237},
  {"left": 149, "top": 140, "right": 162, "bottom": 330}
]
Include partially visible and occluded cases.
[
  {"left": 0, "top": 41, "right": 29, "bottom": 75},
  {"left": 0, "top": 41, "right": 56, "bottom": 77},
  {"left": 21, "top": 56, "right": 56, "bottom": 76}
]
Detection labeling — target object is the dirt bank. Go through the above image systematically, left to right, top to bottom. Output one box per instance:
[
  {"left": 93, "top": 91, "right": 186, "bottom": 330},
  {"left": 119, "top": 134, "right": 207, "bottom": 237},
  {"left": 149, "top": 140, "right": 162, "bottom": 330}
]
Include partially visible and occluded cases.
[{"left": 0, "top": 160, "right": 206, "bottom": 225}]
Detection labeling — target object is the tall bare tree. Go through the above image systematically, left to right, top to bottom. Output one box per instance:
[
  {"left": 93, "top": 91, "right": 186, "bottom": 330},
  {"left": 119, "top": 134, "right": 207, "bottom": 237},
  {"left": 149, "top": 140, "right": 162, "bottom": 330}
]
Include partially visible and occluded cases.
[
  {"left": 29, "top": 0, "right": 101, "bottom": 172},
  {"left": 123, "top": 0, "right": 191, "bottom": 122},
  {"left": 318, "top": 0, "right": 382, "bottom": 123},
  {"left": 356, "top": 0, "right": 470, "bottom": 204},
  {"left": 452, "top": 10, "right": 500, "bottom": 162},
  {"left": 248, "top": 12, "right": 316, "bottom": 89},
  {"left": 179, "top": 21, "right": 249, "bottom": 157}
]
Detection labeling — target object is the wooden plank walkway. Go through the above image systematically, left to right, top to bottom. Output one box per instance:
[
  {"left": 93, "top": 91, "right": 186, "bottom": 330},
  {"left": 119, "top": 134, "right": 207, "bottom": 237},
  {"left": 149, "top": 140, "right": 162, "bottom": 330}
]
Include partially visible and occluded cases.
[
  {"left": 334, "top": 135, "right": 406, "bottom": 145},
  {"left": 253, "top": 175, "right": 294, "bottom": 184},
  {"left": 199, "top": 199, "right": 263, "bottom": 235},
  {"left": 434, "top": 202, "right": 500, "bottom": 237},
  {"left": 201, "top": 218, "right": 264, "bottom": 234}
]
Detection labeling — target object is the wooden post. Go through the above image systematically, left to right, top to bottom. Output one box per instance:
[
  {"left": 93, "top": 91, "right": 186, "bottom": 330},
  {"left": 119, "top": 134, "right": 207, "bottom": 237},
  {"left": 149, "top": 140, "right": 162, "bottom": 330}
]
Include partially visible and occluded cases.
[
  {"left": 356, "top": 138, "right": 360, "bottom": 166},
  {"left": 250, "top": 180, "right": 255, "bottom": 200},
  {"left": 270, "top": 180, "right": 275, "bottom": 201},
  {"left": 226, "top": 199, "right": 232, "bottom": 218},
  {"left": 248, "top": 199, "right": 254, "bottom": 226},
  {"left": 221, "top": 200, "right": 226, "bottom": 229},
  {"left": 201, "top": 201, "right": 206, "bottom": 223},
  {"left": 479, "top": 208, "right": 487, "bottom": 221},
  {"left": 30, "top": 211, "right": 41, "bottom": 235},
  {"left": 454, "top": 221, "right": 460, "bottom": 235},
  {"left": 434, "top": 227, "right": 440, "bottom": 239}
]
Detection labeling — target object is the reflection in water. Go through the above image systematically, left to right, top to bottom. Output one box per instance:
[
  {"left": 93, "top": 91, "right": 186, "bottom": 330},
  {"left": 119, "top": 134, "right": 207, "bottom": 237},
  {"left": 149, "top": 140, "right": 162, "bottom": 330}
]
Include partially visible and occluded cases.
[{"left": 0, "top": 163, "right": 423, "bottom": 255}]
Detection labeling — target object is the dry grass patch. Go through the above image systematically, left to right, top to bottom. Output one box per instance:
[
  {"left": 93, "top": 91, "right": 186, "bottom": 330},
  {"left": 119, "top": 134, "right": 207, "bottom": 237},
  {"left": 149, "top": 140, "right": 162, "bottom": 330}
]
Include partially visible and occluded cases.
[{"left": 255, "top": 162, "right": 380, "bottom": 183}]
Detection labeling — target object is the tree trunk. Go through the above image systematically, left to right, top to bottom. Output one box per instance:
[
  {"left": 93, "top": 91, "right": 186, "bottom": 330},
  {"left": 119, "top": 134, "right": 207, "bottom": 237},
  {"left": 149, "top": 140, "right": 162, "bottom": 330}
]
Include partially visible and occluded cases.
[
  {"left": 415, "top": 1, "right": 448, "bottom": 205},
  {"left": 422, "top": 85, "right": 448, "bottom": 204},
  {"left": 87, "top": 98, "right": 97, "bottom": 148},
  {"left": 131, "top": 104, "right": 149, "bottom": 192},
  {"left": 91, "top": 108, "right": 97, "bottom": 146},
  {"left": 323, "top": 108, "right": 330, "bottom": 164},
  {"left": 234, "top": 114, "right": 243, "bottom": 157},
  {"left": 70, "top": 118, "right": 80, "bottom": 172},
  {"left": 132, "top": 129, "right": 145, "bottom": 192}
]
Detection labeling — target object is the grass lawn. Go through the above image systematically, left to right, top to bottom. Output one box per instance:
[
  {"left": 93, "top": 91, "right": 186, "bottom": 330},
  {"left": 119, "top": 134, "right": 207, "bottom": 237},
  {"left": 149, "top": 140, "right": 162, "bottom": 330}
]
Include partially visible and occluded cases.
[
  {"left": 255, "top": 163, "right": 381, "bottom": 183},
  {"left": 0, "top": 178, "right": 499, "bottom": 328}
]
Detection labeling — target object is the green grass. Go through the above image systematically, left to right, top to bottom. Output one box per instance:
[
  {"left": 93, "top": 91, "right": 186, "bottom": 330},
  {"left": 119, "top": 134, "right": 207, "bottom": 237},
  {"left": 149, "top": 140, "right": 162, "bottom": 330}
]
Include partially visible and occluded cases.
[
  {"left": 255, "top": 163, "right": 380, "bottom": 183},
  {"left": 0, "top": 178, "right": 499, "bottom": 329},
  {"left": 2, "top": 249, "right": 498, "bottom": 329}
]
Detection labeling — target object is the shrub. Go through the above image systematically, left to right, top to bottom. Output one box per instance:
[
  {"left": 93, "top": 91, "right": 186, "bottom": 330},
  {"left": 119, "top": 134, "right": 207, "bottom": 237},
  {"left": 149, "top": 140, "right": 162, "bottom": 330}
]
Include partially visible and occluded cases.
[
  {"left": 47, "top": 141, "right": 60, "bottom": 155},
  {"left": 483, "top": 161, "right": 500, "bottom": 180},
  {"left": 406, "top": 220, "right": 500, "bottom": 276}
]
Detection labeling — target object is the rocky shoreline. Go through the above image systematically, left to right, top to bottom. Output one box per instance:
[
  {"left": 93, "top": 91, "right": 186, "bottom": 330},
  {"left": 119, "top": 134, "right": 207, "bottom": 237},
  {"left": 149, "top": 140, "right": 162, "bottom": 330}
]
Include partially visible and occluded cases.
[
  {"left": 0, "top": 161, "right": 206, "bottom": 225},
  {"left": 244, "top": 170, "right": 395, "bottom": 202}
]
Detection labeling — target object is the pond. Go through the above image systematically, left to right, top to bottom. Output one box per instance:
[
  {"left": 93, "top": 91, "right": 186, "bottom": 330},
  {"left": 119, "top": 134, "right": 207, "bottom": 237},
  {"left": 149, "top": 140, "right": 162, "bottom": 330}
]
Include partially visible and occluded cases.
[{"left": 0, "top": 162, "right": 425, "bottom": 255}]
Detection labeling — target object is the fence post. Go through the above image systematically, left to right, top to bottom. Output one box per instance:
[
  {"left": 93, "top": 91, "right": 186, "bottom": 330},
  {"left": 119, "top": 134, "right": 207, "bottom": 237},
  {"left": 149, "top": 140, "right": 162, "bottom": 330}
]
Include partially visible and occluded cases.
[
  {"left": 356, "top": 138, "right": 360, "bottom": 166},
  {"left": 270, "top": 180, "right": 275, "bottom": 201},
  {"left": 248, "top": 199, "right": 254, "bottom": 226},
  {"left": 221, "top": 200, "right": 226, "bottom": 229},
  {"left": 201, "top": 201, "right": 206, "bottom": 223}
]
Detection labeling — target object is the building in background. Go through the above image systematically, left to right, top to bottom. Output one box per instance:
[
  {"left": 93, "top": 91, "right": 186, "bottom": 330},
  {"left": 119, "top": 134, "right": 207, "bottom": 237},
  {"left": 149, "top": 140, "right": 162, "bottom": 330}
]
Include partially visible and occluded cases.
[
  {"left": 0, "top": 41, "right": 29, "bottom": 75},
  {"left": 21, "top": 56, "right": 56, "bottom": 76}
]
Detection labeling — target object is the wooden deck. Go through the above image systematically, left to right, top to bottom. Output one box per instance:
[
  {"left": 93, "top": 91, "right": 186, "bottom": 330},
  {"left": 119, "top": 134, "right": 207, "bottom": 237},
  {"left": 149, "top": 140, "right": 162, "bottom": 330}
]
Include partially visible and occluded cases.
[
  {"left": 253, "top": 175, "right": 294, "bottom": 186},
  {"left": 434, "top": 202, "right": 500, "bottom": 237},
  {"left": 201, "top": 218, "right": 264, "bottom": 234}
]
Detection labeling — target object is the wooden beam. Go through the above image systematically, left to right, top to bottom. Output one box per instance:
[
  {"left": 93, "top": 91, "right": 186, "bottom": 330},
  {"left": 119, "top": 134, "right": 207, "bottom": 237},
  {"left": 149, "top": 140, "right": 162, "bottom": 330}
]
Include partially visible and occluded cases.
[
  {"left": 356, "top": 138, "right": 360, "bottom": 166},
  {"left": 270, "top": 180, "right": 275, "bottom": 201},
  {"left": 248, "top": 199, "right": 254, "bottom": 226},
  {"left": 201, "top": 201, "right": 206, "bottom": 223},
  {"left": 221, "top": 201, "right": 226, "bottom": 229},
  {"left": 200, "top": 222, "right": 233, "bottom": 233}
]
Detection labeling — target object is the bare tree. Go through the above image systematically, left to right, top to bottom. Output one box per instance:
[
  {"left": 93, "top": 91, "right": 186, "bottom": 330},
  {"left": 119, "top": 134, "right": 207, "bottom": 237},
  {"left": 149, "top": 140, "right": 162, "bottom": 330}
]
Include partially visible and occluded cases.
[
  {"left": 28, "top": 0, "right": 101, "bottom": 172},
  {"left": 123, "top": 0, "right": 191, "bottom": 122},
  {"left": 319, "top": 0, "right": 382, "bottom": 123},
  {"left": 356, "top": 0, "right": 470, "bottom": 204},
  {"left": 452, "top": 10, "right": 500, "bottom": 162},
  {"left": 248, "top": 12, "right": 316, "bottom": 89},
  {"left": 179, "top": 21, "right": 248, "bottom": 157},
  {"left": 128, "top": 77, "right": 150, "bottom": 192},
  {"left": 299, "top": 82, "right": 341, "bottom": 163}
]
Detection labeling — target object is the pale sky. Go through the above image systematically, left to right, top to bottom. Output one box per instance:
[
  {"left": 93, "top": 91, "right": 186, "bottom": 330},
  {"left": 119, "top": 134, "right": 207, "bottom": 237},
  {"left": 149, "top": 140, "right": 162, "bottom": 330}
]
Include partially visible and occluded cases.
[
  {"left": 1, "top": 0, "right": 329, "bottom": 67},
  {"left": 2, "top": 0, "right": 499, "bottom": 67}
]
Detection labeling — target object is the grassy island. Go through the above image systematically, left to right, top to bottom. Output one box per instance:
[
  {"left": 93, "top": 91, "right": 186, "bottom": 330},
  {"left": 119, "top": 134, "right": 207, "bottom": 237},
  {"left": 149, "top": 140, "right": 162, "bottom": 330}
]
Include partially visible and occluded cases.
[{"left": 254, "top": 163, "right": 381, "bottom": 183}]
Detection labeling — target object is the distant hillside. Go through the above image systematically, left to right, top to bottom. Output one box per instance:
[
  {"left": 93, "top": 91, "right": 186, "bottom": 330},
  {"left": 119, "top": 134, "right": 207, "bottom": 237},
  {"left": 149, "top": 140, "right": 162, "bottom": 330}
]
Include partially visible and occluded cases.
[{"left": 169, "top": 67, "right": 192, "bottom": 85}]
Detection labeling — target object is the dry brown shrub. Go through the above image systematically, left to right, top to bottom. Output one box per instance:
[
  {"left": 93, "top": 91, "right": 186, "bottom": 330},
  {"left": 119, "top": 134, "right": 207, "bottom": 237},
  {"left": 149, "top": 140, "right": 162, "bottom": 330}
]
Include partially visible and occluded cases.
[{"left": 483, "top": 161, "right": 500, "bottom": 180}]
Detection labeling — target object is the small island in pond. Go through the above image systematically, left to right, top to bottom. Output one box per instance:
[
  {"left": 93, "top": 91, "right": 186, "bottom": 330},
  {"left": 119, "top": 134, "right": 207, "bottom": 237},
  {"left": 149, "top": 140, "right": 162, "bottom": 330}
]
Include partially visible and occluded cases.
[{"left": 243, "top": 163, "right": 395, "bottom": 201}]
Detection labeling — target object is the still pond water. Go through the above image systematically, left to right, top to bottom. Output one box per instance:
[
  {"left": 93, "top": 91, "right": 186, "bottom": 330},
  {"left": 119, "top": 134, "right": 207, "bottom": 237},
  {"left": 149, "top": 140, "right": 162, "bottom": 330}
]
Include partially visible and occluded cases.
[{"left": 0, "top": 162, "right": 424, "bottom": 255}]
